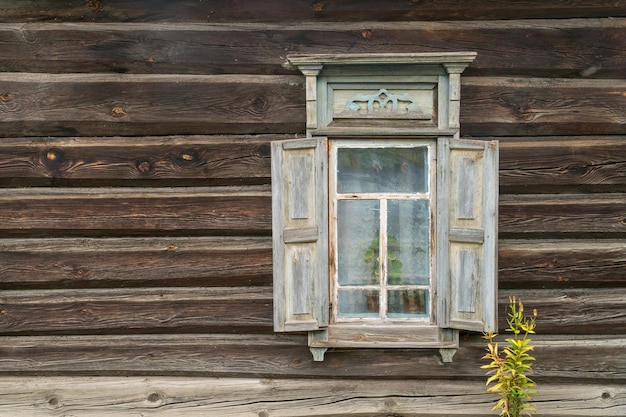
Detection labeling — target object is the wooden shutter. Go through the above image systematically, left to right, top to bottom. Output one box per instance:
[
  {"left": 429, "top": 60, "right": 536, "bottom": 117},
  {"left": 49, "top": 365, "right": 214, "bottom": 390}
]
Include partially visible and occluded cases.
[
  {"left": 272, "top": 137, "right": 329, "bottom": 332},
  {"left": 437, "top": 137, "right": 498, "bottom": 332}
]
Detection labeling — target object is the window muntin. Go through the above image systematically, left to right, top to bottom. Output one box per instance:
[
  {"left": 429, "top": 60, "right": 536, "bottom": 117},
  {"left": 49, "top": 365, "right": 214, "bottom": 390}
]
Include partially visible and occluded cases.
[{"left": 330, "top": 139, "right": 435, "bottom": 324}]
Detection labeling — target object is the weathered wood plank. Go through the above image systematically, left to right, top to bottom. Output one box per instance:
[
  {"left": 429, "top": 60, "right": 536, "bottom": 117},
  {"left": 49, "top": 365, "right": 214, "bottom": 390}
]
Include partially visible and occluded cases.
[
  {"left": 0, "top": 0, "right": 624, "bottom": 22},
  {"left": 0, "top": 20, "right": 625, "bottom": 77},
  {"left": 0, "top": 73, "right": 304, "bottom": 137},
  {"left": 2, "top": 74, "right": 624, "bottom": 137},
  {"left": 462, "top": 77, "right": 626, "bottom": 136},
  {"left": 0, "top": 135, "right": 274, "bottom": 186},
  {"left": 1, "top": 135, "right": 624, "bottom": 190},
  {"left": 499, "top": 136, "right": 626, "bottom": 192},
  {"left": 0, "top": 186, "right": 271, "bottom": 237},
  {"left": 499, "top": 193, "right": 626, "bottom": 236},
  {"left": 0, "top": 237, "right": 272, "bottom": 289},
  {"left": 1, "top": 237, "right": 622, "bottom": 291},
  {"left": 499, "top": 240, "right": 626, "bottom": 288},
  {"left": 0, "top": 287, "right": 273, "bottom": 335},
  {"left": 0, "top": 287, "right": 622, "bottom": 337},
  {"left": 501, "top": 288, "right": 626, "bottom": 335},
  {"left": 0, "top": 334, "right": 624, "bottom": 381},
  {"left": 0, "top": 377, "right": 623, "bottom": 417}
]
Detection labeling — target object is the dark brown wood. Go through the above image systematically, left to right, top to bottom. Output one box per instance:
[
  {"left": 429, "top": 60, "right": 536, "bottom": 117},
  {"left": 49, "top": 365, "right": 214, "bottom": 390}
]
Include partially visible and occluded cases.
[
  {"left": 0, "top": 0, "right": 624, "bottom": 23},
  {"left": 0, "top": 2, "right": 624, "bottom": 411},
  {"left": 0, "top": 21, "right": 624, "bottom": 78},
  {"left": 0, "top": 74, "right": 305, "bottom": 137},
  {"left": 2, "top": 75, "right": 625, "bottom": 137},
  {"left": 461, "top": 78, "right": 626, "bottom": 136},
  {"left": 2, "top": 134, "right": 624, "bottom": 190},
  {"left": 0, "top": 135, "right": 274, "bottom": 186},
  {"left": 499, "top": 136, "right": 626, "bottom": 193},
  {"left": 0, "top": 186, "right": 271, "bottom": 237},
  {"left": 499, "top": 194, "right": 626, "bottom": 237},
  {"left": 0, "top": 237, "right": 272, "bottom": 289},
  {"left": 499, "top": 240, "right": 626, "bottom": 289},
  {"left": 0, "top": 286, "right": 622, "bottom": 337},
  {"left": 0, "top": 287, "right": 273, "bottom": 335},
  {"left": 501, "top": 288, "right": 626, "bottom": 335},
  {"left": 0, "top": 334, "right": 623, "bottom": 381}
]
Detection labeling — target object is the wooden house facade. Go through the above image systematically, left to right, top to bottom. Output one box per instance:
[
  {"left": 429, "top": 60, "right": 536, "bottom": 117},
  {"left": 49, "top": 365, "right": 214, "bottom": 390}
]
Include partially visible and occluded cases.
[{"left": 0, "top": 1, "right": 625, "bottom": 415}]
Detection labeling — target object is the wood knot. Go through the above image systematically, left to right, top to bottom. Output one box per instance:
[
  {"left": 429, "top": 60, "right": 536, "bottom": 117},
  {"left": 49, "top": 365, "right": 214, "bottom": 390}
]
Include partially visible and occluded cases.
[
  {"left": 86, "top": 0, "right": 104, "bottom": 13},
  {"left": 312, "top": 2, "right": 325, "bottom": 12},
  {"left": 361, "top": 29, "right": 374, "bottom": 38},
  {"left": 0, "top": 93, "right": 12, "bottom": 102},
  {"left": 250, "top": 94, "right": 270, "bottom": 113},
  {"left": 111, "top": 106, "right": 127, "bottom": 117},
  {"left": 256, "top": 143, "right": 271, "bottom": 157},
  {"left": 43, "top": 148, "right": 65, "bottom": 169},
  {"left": 177, "top": 150, "right": 200, "bottom": 165},
  {"left": 135, "top": 159, "right": 154, "bottom": 174},
  {"left": 147, "top": 392, "right": 161, "bottom": 403},
  {"left": 46, "top": 396, "right": 61, "bottom": 409},
  {"left": 384, "top": 398, "right": 397, "bottom": 408}
]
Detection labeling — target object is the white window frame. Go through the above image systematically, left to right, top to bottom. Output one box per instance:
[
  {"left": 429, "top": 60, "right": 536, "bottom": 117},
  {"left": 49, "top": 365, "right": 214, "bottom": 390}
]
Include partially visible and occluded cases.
[{"left": 272, "top": 53, "right": 497, "bottom": 362}]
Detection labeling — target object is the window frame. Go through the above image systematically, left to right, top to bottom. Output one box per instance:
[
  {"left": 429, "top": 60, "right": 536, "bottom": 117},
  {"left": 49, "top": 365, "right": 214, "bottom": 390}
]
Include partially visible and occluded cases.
[
  {"left": 272, "top": 53, "right": 497, "bottom": 362},
  {"left": 329, "top": 138, "right": 437, "bottom": 326}
]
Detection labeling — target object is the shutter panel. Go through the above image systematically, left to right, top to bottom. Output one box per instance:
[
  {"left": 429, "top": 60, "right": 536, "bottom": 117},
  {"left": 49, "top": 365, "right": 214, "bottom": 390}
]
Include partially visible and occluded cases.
[
  {"left": 272, "top": 137, "right": 329, "bottom": 332},
  {"left": 437, "top": 137, "right": 498, "bottom": 332}
]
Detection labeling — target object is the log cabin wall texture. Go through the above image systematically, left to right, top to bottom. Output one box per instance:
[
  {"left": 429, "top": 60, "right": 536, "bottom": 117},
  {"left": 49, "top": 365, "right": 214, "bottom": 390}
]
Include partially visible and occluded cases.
[{"left": 0, "top": 1, "right": 625, "bottom": 416}]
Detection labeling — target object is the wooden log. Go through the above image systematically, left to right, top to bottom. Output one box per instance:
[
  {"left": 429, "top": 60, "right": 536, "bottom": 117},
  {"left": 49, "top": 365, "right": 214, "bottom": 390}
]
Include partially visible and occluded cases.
[
  {"left": 0, "top": 0, "right": 624, "bottom": 22},
  {"left": 0, "top": 20, "right": 624, "bottom": 77},
  {"left": 0, "top": 73, "right": 305, "bottom": 137},
  {"left": 1, "top": 74, "right": 624, "bottom": 137},
  {"left": 461, "top": 77, "right": 626, "bottom": 136},
  {"left": 0, "top": 135, "right": 274, "bottom": 186},
  {"left": 0, "top": 135, "right": 624, "bottom": 190},
  {"left": 0, "top": 135, "right": 624, "bottom": 189},
  {"left": 499, "top": 136, "right": 626, "bottom": 192},
  {"left": 0, "top": 186, "right": 271, "bottom": 237},
  {"left": 499, "top": 193, "right": 626, "bottom": 237},
  {"left": 0, "top": 236, "right": 272, "bottom": 289},
  {"left": 3, "top": 237, "right": 623, "bottom": 291},
  {"left": 499, "top": 240, "right": 626, "bottom": 288},
  {"left": 0, "top": 286, "right": 622, "bottom": 336},
  {"left": 0, "top": 287, "right": 273, "bottom": 335},
  {"left": 501, "top": 288, "right": 626, "bottom": 335},
  {"left": 0, "top": 333, "right": 624, "bottom": 381},
  {"left": 0, "top": 376, "right": 623, "bottom": 416}
]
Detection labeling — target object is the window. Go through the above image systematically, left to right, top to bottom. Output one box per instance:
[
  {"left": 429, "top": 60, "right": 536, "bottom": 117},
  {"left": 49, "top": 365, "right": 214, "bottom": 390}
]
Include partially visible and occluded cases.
[
  {"left": 272, "top": 53, "right": 497, "bottom": 362},
  {"left": 330, "top": 139, "right": 434, "bottom": 324}
]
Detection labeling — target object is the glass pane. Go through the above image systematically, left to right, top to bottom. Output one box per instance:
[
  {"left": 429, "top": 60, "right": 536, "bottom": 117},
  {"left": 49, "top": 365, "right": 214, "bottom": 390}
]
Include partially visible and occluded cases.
[
  {"left": 337, "top": 147, "right": 427, "bottom": 194},
  {"left": 337, "top": 200, "right": 380, "bottom": 285},
  {"left": 387, "top": 200, "right": 430, "bottom": 285},
  {"left": 338, "top": 289, "right": 380, "bottom": 318},
  {"left": 387, "top": 290, "right": 429, "bottom": 318}
]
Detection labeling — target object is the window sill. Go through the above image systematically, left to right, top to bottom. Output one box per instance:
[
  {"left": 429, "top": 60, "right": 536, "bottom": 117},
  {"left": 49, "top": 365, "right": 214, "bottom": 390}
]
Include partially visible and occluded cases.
[{"left": 308, "top": 324, "right": 458, "bottom": 349}]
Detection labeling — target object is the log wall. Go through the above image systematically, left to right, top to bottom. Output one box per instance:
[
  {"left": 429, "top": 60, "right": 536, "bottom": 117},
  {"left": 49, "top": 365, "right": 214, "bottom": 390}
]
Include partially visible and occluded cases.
[{"left": 0, "top": 1, "right": 625, "bottom": 416}]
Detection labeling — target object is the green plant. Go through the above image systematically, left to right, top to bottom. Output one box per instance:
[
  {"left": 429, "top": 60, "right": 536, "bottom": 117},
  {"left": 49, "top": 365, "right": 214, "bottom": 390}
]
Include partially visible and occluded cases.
[
  {"left": 364, "top": 235, "right": 403, "bottom": 283},
  {"left": 482, "top": 296, "right": 537, "bottom": 417}
]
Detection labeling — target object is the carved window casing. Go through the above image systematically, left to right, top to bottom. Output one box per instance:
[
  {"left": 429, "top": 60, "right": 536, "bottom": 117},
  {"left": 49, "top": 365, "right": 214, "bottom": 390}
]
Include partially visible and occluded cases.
[{"left": 272, "top": 53, "right": 498, "bottom": 362}]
